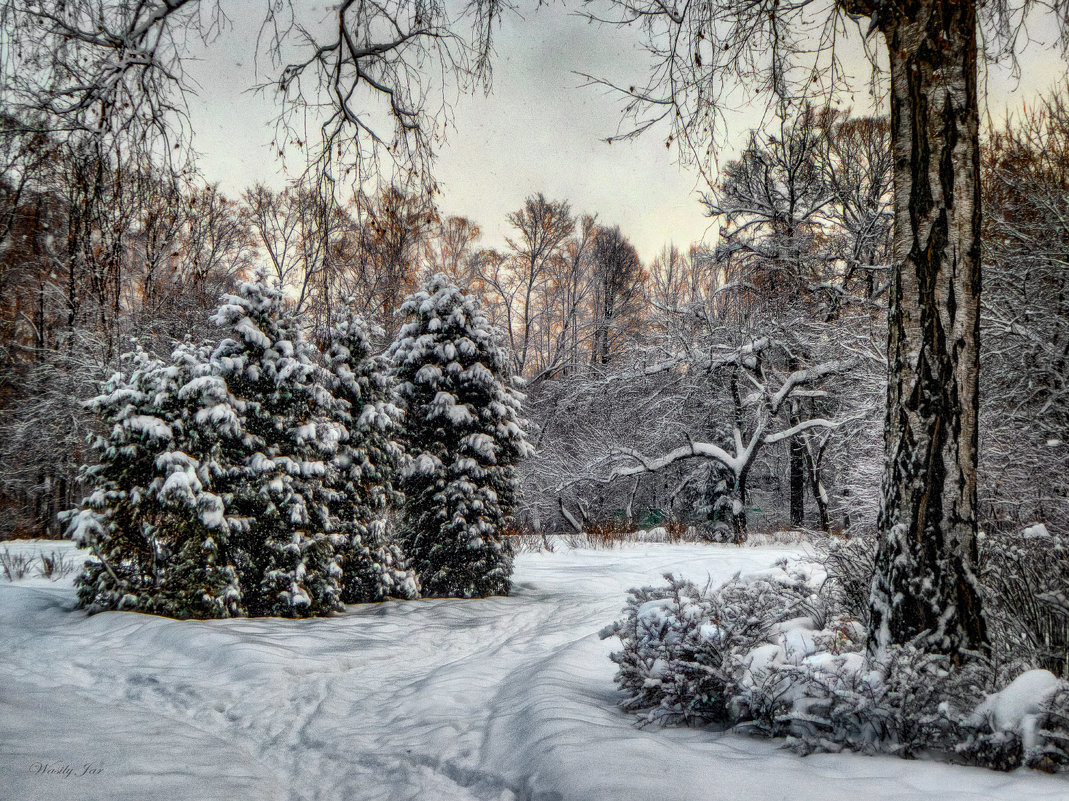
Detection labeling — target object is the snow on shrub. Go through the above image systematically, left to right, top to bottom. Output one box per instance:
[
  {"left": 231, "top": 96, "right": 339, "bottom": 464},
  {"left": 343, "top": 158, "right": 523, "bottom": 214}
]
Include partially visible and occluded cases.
[
  {"left": 388, "top": 274, "right": 531, "bottom": 598},
  {"left": 602, "top": 554, "right": 1069, "bottom": 772},
  {"left": 600, "top": 562, "right": 830, "bottom": 728}
]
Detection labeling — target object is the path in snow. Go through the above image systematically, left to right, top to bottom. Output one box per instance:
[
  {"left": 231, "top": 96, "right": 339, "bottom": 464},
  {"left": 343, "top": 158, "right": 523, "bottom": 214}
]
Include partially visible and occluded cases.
[{"left": 1, "top": 540, "right": 1067, "bottom": 801}]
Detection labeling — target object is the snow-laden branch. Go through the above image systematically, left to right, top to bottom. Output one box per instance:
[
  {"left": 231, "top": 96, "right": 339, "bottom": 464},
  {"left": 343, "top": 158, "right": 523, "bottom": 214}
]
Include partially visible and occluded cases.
[
  {"left": 595, "top": 336, "right": 773, "bottom": 386},
  {"left": 590, "top": 351, "right": 857, "bottom": 489},
  {"left": 769, "top": 357, "right": 858, "bottom": 414},
  {"left": 762, "top": 417, "right": 840, "bottom": 445},
  {"left": 606, "top": 441, "right": 741, "bottom": 478}
]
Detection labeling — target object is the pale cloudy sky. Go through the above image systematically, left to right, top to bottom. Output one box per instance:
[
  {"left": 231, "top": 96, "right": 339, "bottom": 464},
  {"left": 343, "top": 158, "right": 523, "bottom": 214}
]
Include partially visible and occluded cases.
[{"left": 184, "top": 1, "right": 1068, "bottom": 264}]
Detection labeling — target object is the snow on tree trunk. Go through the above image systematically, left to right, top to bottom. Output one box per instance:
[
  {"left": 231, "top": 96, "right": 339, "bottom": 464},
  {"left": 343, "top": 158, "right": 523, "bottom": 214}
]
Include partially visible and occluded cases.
[
  {"left": 869, "top": 0, "right": 988, "bottom": 659},
  {"left": 389, "top": 274, "right": 531, "bottom": 598},
  {"left": 803, "top": 439, "right": 831, "bottom": 533}
]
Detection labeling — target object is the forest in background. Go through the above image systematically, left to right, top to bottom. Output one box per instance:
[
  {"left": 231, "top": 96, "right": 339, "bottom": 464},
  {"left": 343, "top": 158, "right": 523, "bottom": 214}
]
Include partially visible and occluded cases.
[{"left": 1, "top": 97, "right": 1066, "bottom": 545}]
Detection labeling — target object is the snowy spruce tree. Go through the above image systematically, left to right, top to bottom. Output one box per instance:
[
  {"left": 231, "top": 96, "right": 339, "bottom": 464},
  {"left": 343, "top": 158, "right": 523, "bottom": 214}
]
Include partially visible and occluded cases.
[
  {"left": 388, "top": 274, "right": 531, "bottom": 598},
  {"left": 207, "top": 276, "right": 343, "bottom": 617},
  {"left": 324, "top": 306, "right": 418, "bottom": 602},
  {"left": 68, "top": 344, "right": 242, "bottom": 619}
]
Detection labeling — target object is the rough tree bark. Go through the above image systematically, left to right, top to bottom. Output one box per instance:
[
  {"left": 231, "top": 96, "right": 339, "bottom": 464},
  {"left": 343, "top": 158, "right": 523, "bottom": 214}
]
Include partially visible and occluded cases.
[{"left": 864, "top": 0, "right": 988, "bottom": 658}]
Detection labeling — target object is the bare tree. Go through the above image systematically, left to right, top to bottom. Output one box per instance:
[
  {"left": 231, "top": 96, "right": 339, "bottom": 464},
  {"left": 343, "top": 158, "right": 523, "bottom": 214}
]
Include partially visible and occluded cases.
[
  {"left": 0, "top": 1, "right": 502, "bottom": 188},
  {"left": 0, "top": 1, "right": 212, "bottom": 149},
  {"left": 980, "top": 87, "right": 1069, "bottom": 537},
  {"left": 703, "top": 105, "right": 834, "bottom": 528},
  {"left": 703, "top": 105, "right": 831, "bottom": 305},
  {"left": 820, "top": 112, "right": 894, "bottom": 304},
  {"left": 0, "top": 134, "right": 249, "bottom": 538},
  {"left": 243, "top": 178, "right": 341, "bottom": 322},
  {"left": 343, "top": 185, "right": 433, "bottom": 336},
  {"left": 482, "top": 194, "right": 576, "bottom": 375},
  {"left": 544, "top": 213, "right": 599, "bottom": 378},
  {"left": 425, "top": 215, "right": 482, "bottom": 285},
  {"left": 590, "top": 225, "right": 646, "bottom": 365},
  {"left": 577, "top": 333, "right": 856, "bottom": 540}
]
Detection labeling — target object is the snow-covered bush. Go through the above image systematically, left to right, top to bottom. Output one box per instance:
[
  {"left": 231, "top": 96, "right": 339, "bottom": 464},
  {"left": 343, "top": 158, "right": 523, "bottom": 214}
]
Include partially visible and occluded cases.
[
  {"left": 388, "top": 274, "right": 531, "bottom": 598},
  {"left": 324, "top": 306, "right": 417, "bottom": 602},
  {"left": 813, "top": 533, "right": 875, "bottom": 627},
  {"left": 602, "top": 556, "right": 1069, "bottom": 772},
  {"left": 600, "top": 563, "right": 826, "bottom": 727},
  {"left": 784, "top": 643, "right": 989, "bottom": 759},
  {"left": 959, "top": 669, "right": 1069, "bottom": 771}
]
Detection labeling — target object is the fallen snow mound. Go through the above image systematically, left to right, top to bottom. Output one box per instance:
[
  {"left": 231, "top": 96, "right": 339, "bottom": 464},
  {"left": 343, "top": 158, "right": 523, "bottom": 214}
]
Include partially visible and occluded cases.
[{"left": 972, "top": 669, "right": 1063, "bottom": 750}]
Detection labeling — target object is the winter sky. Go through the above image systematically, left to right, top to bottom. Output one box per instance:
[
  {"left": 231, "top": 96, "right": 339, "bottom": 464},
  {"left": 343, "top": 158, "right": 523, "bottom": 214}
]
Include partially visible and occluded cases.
[{"left": 186, "top": 2, "right": 1069, "bottom": 264}]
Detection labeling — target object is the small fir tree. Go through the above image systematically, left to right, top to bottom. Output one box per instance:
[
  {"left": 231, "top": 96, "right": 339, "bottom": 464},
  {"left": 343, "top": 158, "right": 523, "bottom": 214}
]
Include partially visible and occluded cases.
[
  {"left": 388, "top": 274, "right": 531, "bottom": 598},
  {"left": 208, "top": 276, "right": 342, "bottom": 617},
  {"left": 324, "top": 307, "right": 418, "bottom": 602},
  {"left": 68, "top": 345, "right": 242, "bottom": 618}
]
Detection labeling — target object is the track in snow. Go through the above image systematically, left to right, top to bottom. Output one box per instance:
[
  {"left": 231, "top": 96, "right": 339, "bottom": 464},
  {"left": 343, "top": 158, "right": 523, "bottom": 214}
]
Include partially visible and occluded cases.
[{"left": 1, "top": 540, "right": 1066, "bottom": 801}]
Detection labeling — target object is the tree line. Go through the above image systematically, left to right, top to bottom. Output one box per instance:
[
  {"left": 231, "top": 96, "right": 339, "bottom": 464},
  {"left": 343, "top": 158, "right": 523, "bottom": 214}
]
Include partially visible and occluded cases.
[{"left": 2, "top": 95, "right": 1066, "bottom": 556}]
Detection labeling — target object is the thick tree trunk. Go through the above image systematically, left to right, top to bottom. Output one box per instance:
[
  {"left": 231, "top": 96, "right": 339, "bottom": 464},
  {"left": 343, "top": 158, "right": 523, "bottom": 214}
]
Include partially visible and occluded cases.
[{"left": 868, "top": 0, "right": 988, "bottom": 659}]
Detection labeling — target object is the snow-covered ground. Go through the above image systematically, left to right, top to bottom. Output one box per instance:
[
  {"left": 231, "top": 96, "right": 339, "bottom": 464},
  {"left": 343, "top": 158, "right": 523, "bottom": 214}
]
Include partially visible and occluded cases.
[{"left": 2, "top": 539, "right": 1066, "bottom": 801}]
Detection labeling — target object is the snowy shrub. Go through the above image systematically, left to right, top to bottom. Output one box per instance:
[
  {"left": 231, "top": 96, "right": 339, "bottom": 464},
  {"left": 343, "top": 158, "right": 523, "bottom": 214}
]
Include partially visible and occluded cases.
[
  {"left": 389, "top": 274, "right": 531, "bottom": 598},
  {"left": 324, "top": 306, "right": 418, "bottom": 602},
  {"left": 980, "top": 524, "right": 1069, "bottom": 678},
  {"left": 813, "top": 533, "right": 875, "bottom": 627},
  {"left": 0, "top": 548, "right": 75, "bottom": 581},
  {"left": 0, "top": 549, "right": 33, "bottom": 581},
  {"left": 36, "top": 549, "right": 76, "bottom": 579},
  {"left": 603, "top": 555, "right": 1069, "bottom": 773},
  {"left": 600, "top": 561, "right": 825, "bottom": 727},
  {"left": 785, "top": 644, "right": 990, "bottom": 759},
  {"left": 1025, "top": 682, "right": 1069, "bottom": 771}
]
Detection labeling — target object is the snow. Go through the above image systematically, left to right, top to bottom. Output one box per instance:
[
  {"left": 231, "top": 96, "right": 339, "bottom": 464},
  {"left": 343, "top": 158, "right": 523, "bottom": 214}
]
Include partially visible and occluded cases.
[
  {"left": 232, "top": 317, "right": 272, "bottom": 350},
  {"left": 430, "top": 391, "right": 474, "bottom": 424},
  {"left": 124, "top": 414, "right": 173, "bottom": 440},
  {"left": 407, "top": 453, "right": 444, "bottom": 476},
  {"left": 158, "top": 468, "right": 203, "bottom": 505},
  {"left": 1022, "top": 523, "right": 1051, "bottom": 539},
  {"left": 1, "top": 539, "right": 1067, "bottom": 801},
  {"left": 972, "top": 669, "right": 1064, "bottom": 750}
]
